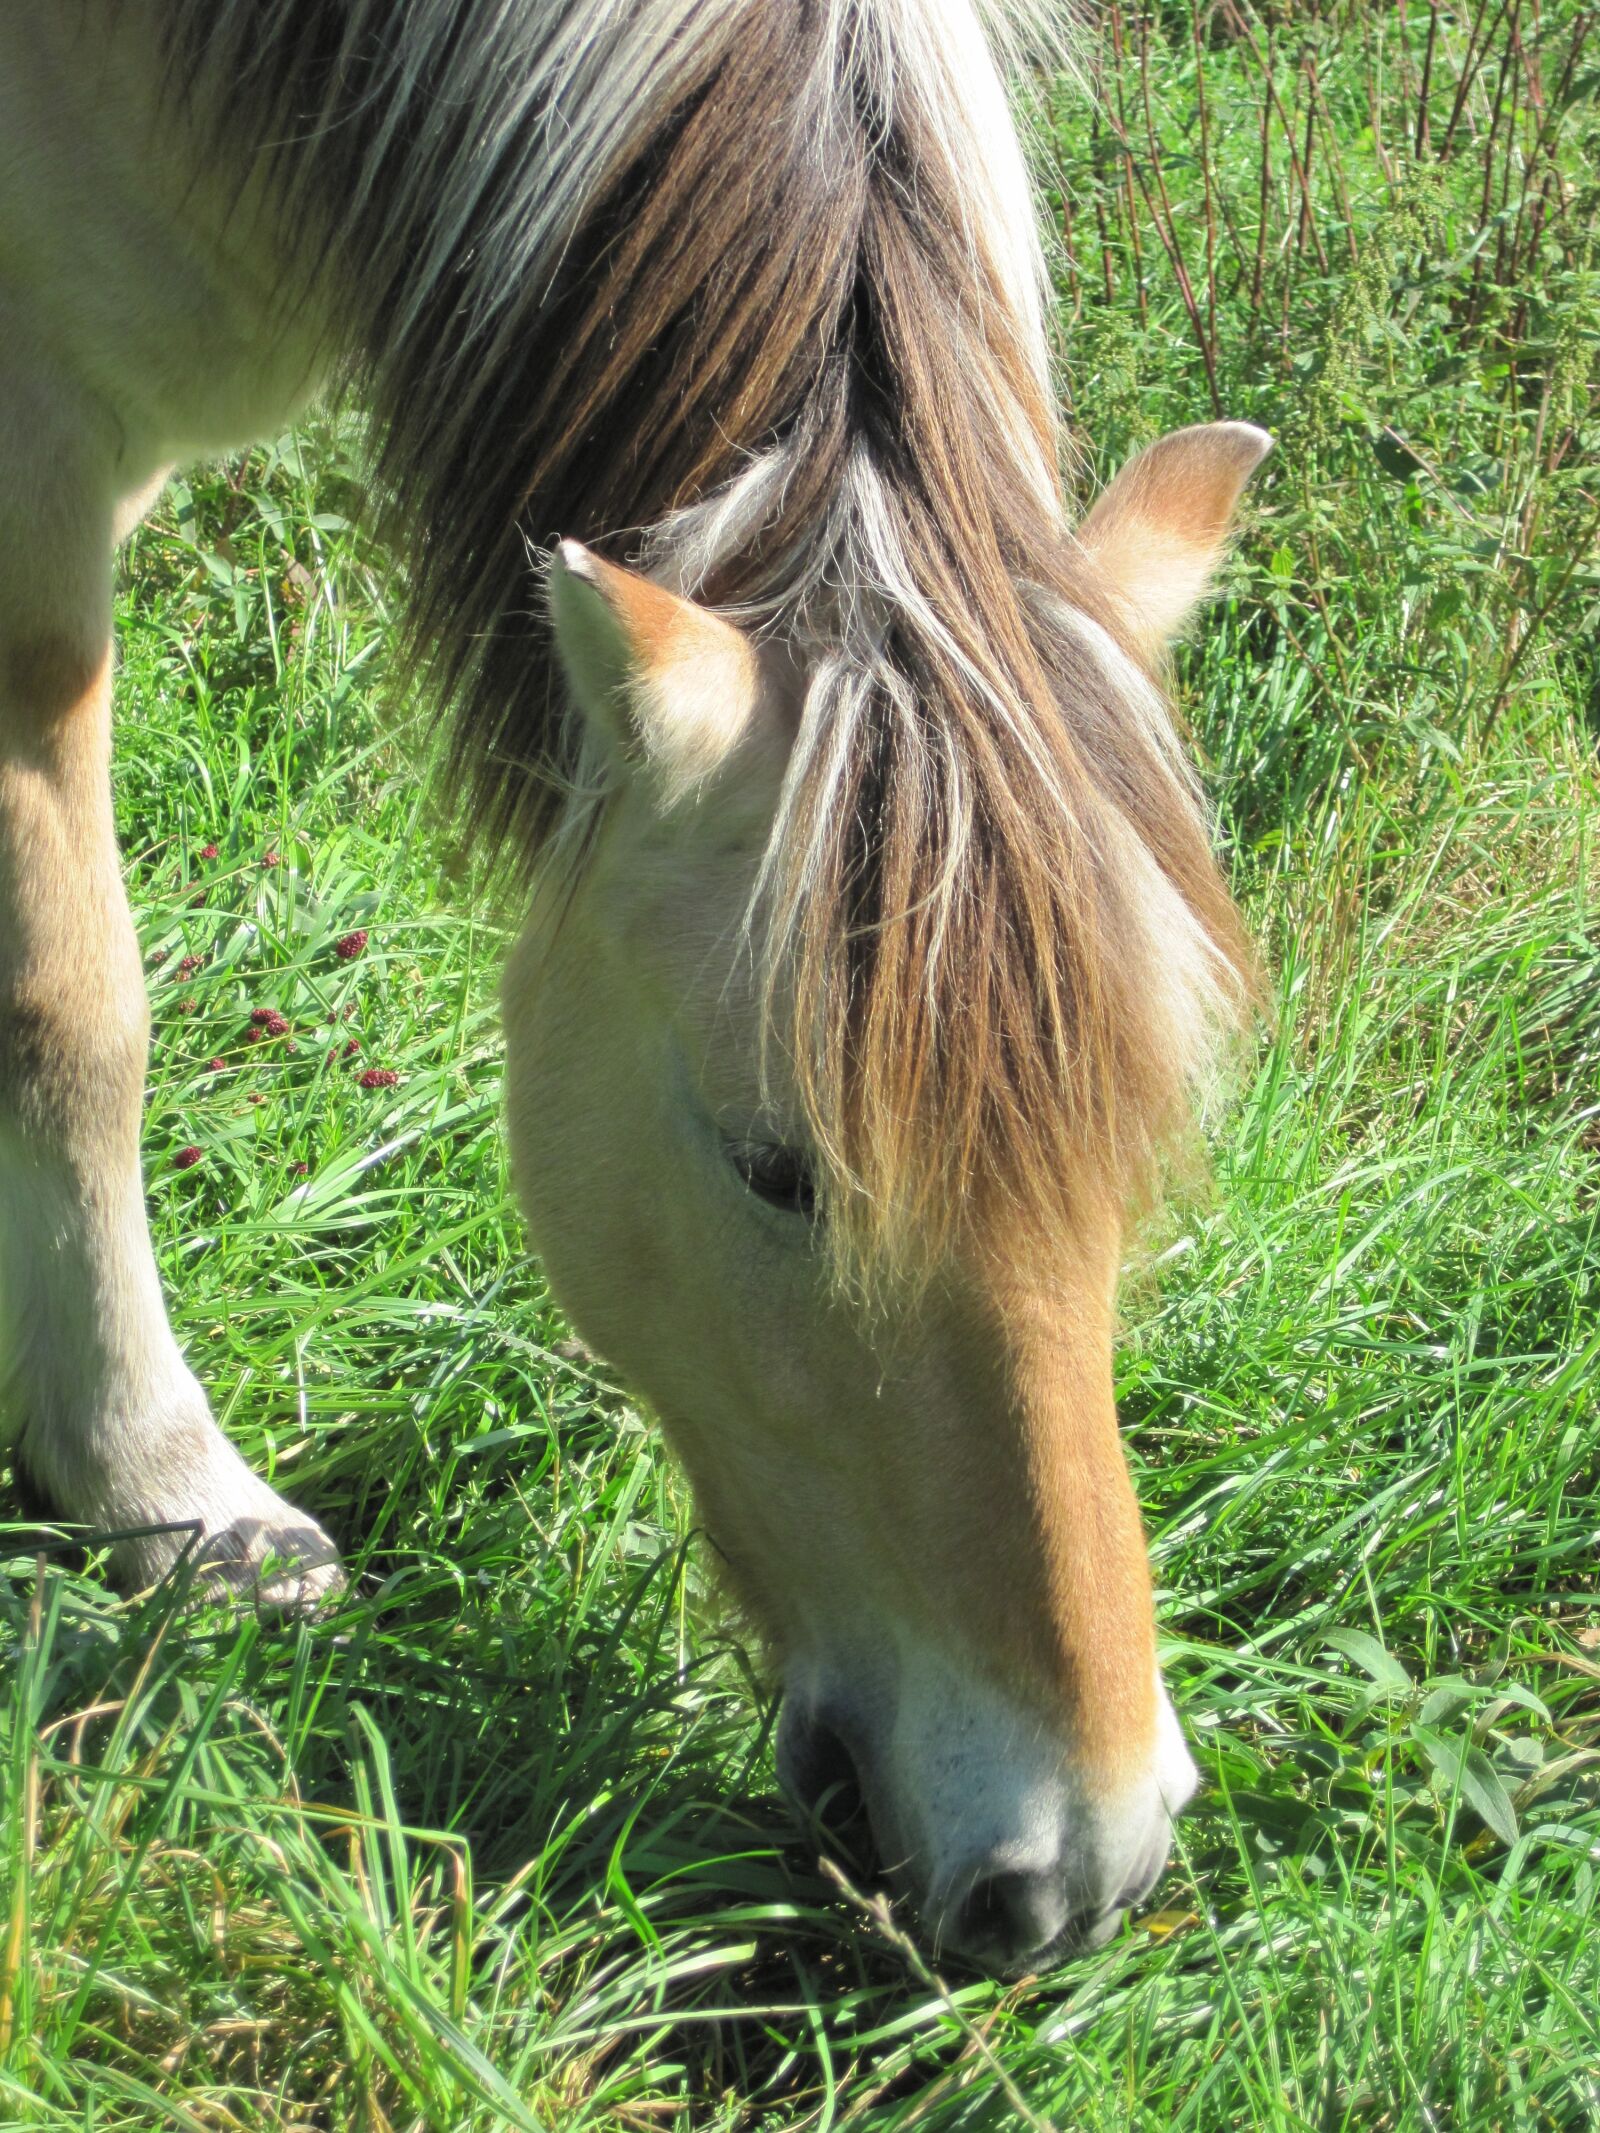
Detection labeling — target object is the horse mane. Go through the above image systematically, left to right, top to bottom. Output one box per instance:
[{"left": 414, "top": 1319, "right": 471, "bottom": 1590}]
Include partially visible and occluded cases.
[{"left": 163, "top": 0, "right": 1253, "bottom": 1284}]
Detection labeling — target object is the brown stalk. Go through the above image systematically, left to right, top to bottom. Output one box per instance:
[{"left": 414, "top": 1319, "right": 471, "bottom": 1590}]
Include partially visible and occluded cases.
[
  {"left": 1417, "top": 0, "right": 1441, "bottom": 154},
  {"left": 1440, "top": 0, "right": 1514, "bottom": 158},
  {"left": 1191, "top": 2, "right": 1220, "bottom": 361},
  {"left": 1107, "top": 3, "right": 1149, "bottom": 326},
  {"left": 1210, "top": 4, "right": 1329, "bottom": 273},
  {"left": 1134, "top": 12, "right": 1223, "bottom": 409},
  {"left": 1252, "top": 22, "right": 1273, "bottom": 311},
  {"left": 1307, "top": 47, "right": 1360, "bottom": 269},
  {"left": 1296, "top": 49, "right": 1319, "bottom": 267},
  {"left": 1090, "top": 106, "right": 1119, "bottom": 307},
  {"left": 1489, "top": 500, "right": 1600, "bottom": 730}
]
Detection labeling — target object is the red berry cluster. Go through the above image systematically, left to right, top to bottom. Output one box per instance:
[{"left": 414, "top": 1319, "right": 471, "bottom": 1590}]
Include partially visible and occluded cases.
[{"left": 170, "top": 905, "right": 400, "bottom": 1180}]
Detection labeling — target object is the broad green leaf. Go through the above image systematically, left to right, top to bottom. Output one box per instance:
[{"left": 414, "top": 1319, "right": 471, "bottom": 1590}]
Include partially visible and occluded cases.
[
  {"left": 1324, "top": 1630, "right": 1413, "bottom": 1694},
  {"left": 1412, "top": 1726, "right": 1520, "bottom": 1846}
]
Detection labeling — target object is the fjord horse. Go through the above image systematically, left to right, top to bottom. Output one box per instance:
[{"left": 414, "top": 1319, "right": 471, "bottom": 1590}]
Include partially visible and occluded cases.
[{"left": 0, "top": 0, "right": 1267, "bottom": 1971}]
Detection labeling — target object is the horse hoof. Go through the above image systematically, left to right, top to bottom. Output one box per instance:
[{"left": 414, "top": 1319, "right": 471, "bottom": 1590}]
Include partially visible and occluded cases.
[{"left": 186, "top": 1516, "right": 347, "bottom": 1614}]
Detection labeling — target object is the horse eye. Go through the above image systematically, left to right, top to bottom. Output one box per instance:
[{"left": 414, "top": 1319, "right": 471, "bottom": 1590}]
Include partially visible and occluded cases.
[{"left": 729, "top": 1141, "right": 817, "bottom": 1218}]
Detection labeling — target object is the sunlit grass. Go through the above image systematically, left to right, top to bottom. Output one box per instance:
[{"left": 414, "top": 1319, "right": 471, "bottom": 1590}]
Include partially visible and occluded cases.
[{"left": 4, "top": 3, "right": 1599, "bottom": 2126}]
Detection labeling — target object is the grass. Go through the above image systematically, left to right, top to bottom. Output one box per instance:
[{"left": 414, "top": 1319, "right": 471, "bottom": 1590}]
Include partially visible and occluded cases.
[{"left": 4, "top": 1, "right": 1600, "bottom": 2125}]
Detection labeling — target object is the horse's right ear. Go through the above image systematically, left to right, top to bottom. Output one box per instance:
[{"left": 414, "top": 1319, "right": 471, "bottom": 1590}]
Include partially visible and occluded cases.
[
  {"left": 1077, "top": 422, "right": 1272, "bottom": 656},
  {"left": 549, "top": 541, "right": 767, "bottom": 807}
]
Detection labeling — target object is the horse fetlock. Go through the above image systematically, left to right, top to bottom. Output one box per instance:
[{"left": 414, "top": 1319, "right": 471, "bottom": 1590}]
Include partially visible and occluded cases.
[
  {"left": 13, "top": 1366, "right": 344, "bottom": 1609},
  {"left": 113, "top": 1415, "right": 344, "bottom": 1611}
]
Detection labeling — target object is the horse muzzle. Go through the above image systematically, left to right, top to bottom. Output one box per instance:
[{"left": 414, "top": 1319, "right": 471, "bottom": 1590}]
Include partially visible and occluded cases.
[{"left": 776, "top": 1651, "right": 1198, "bottom": 1976}]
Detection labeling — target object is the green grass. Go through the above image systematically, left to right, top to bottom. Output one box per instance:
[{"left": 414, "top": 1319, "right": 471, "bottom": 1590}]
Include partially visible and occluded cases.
[{"left": 4, "top": 3, "right": 1600, "bottom": 2126}]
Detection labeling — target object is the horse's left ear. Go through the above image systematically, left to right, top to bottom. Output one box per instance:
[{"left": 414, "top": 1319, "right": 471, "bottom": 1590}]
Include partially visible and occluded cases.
[
  {"left": 1077, "top": 422, "right": 1272, "bottom": 656},
  {"left": 549, "top": 541, "right": 769, "bottom": 806}
]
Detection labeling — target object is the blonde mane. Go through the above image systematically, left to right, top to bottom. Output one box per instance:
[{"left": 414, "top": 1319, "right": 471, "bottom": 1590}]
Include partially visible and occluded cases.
[{"left": 164, "top": 0, "right": 1252, "bottom": 1281}]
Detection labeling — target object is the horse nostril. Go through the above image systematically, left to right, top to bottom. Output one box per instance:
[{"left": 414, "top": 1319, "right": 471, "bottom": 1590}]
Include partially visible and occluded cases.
[
  {"left": 778, "top": 1709, "right": 866, "bottom": 1834},
  {"left": 952, "top": 1867, "right": 1072, "bottom": 1970}
]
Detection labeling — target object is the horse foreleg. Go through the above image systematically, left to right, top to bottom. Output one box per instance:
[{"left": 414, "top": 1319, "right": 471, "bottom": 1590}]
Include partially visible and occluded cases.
[{"left": 0, "top": 331, "right": 341, "bottom": 1603}]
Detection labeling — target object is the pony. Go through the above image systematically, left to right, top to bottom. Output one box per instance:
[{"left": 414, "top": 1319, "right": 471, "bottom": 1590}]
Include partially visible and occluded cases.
[{"left": 0, "top": 0, "right": 1268, "bottom": 1974}]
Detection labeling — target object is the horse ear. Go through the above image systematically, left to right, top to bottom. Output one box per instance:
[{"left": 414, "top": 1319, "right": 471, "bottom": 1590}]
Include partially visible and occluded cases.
[
  {"left": 1077, "top": 422, "right": 1272, "bottom": 655},
  {"left": 549, "top": 541, "right": 766, "bottom": 805}
]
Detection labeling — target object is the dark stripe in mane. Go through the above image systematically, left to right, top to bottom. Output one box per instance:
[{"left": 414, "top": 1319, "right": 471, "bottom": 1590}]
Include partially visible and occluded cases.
[
  {"left": 162, "top": 0, "right": 1252, "bottom": 1280},
  {"left": 166, "top": 1, "right": 854, "bottom": 831}
]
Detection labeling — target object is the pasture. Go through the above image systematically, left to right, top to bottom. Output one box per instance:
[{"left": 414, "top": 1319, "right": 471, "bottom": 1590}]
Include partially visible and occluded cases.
[{"left": 3, "top": 1, "right": 1599, "bottom": 2125}]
